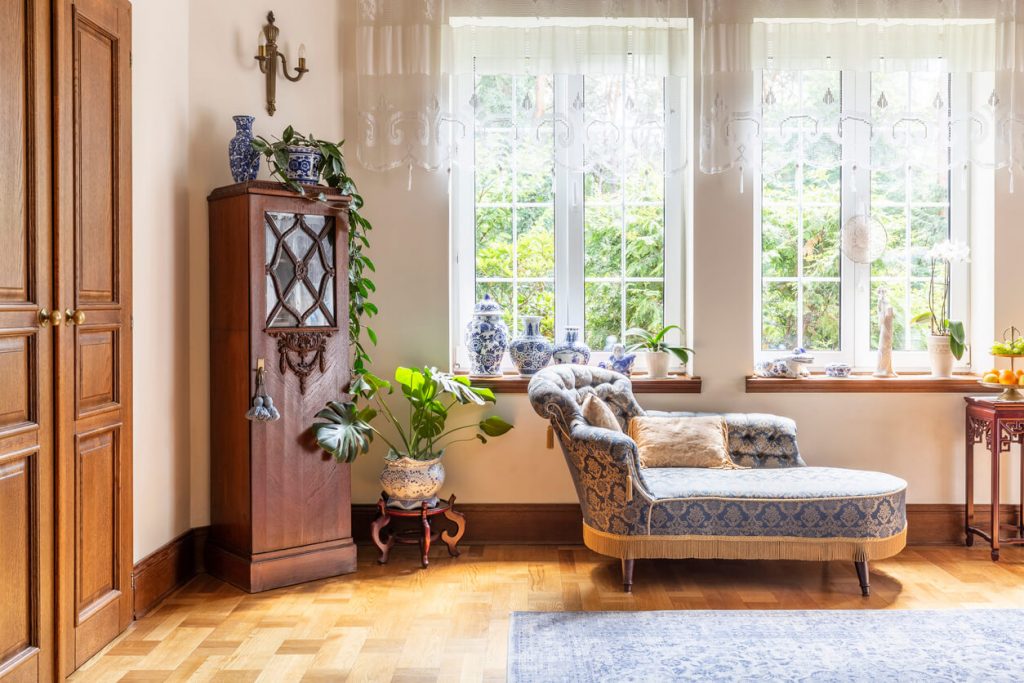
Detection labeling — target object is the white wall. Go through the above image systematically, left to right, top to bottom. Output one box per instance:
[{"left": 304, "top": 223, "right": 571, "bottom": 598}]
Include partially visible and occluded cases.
[
  {"left": 132, "top": 0, "right": 192, "bottom": 561},
  {"left": 131, "top": 1, "right": 1024, "bottom": 560}
]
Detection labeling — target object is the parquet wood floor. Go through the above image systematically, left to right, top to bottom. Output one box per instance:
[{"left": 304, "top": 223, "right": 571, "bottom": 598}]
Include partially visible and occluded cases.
[{"left": 71, "top": 544, "right": 1024, "bottom": 682}]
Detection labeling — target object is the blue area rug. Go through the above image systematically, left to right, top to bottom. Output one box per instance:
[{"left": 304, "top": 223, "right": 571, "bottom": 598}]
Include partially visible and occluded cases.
[{"left": 508, "top": 609, "right": 1024, "bottom": 682}]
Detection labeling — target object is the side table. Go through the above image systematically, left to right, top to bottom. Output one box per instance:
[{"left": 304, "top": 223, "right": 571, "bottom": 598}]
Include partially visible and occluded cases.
[
  {"left": 965, "top": 396, "right": 1024, "bottom": 560},
  {"left": 370, "top": 492, "right": 466, "bottom": 568}
]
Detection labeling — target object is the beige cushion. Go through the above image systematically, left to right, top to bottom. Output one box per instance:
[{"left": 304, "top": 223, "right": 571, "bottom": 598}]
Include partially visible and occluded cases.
[
  {"left": 581, "top": 394, "right": 622, "bottom": 432},
  {"left": 629, "top": 415, "right": 740, "bottom": 469}
]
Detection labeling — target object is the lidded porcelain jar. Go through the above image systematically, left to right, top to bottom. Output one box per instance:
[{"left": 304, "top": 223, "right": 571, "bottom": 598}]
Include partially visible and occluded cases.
[
  {"left": 465, "top": 294, "right": 509, "bottom": 376},
  {"left": 509, "top": 316, "right": 553, "bottom": 376},
  {"left": 552, "top": 326, "right": 591, "bottom": 365}
]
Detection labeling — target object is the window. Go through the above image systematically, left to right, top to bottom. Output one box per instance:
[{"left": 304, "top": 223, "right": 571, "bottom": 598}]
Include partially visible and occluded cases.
[
  {"left": 757, "top": 68, "right": 969, "bottom": 368},
  {"left": 453, "top": 72, "right": 687, "bottom": 369}
]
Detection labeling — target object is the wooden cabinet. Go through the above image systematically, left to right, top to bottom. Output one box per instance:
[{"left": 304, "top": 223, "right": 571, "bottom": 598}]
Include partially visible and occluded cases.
[
  {"left": 0, "top": 0, "right": 132, "bottom": 679},
  {"left": 206, "top": 182, "right": 357, "bottom": 593}
]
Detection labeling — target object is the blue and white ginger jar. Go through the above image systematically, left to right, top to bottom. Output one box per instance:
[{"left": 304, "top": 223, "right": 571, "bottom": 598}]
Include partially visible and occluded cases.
[
  {"left": 228, "top": 115, "right": 260, "bottom": 182},
  {"left": 285, "top": 144, "right": 323, "bottom": 184},
  {"left": 466, "top": 294, "right": 509, "bottom": 376},
  {"left": 509, "top": 316, "right": 552, "bottom": 377},
  {"left": 552, "top": 326, "right": 591, "bottom": 365}
]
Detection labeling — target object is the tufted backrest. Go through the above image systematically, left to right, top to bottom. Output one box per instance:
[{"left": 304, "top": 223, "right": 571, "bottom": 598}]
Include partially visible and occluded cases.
[
  {"left": 527, "top": 365, "right": 646, "bottom": 433},
  {"left": 643, "top": 411, "right": 805, "bottom": 468}
]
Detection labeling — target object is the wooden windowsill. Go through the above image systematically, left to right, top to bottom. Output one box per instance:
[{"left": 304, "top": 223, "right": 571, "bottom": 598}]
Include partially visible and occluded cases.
[
  {"left": 459, "top": 372, "right": 702, "bottom": 394},
  {"left": 745, "top": 372, "right": 1001, "bottom": 394}
]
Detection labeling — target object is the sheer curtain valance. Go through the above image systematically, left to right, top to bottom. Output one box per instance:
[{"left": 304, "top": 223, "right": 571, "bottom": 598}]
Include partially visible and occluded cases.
[
  {"left": 355, "top": 0, "right": 692, "bottom": 179},
  {"left": 700, "top": 0, "right": 1024, "bottom": 184}
]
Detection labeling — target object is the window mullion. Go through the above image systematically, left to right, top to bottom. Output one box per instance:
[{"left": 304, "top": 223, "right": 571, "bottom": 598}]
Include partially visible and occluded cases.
[
  {"left": 847, "top": 70, "right": 872, "bottom": 368},
  {"left": 557, "top": 75, "right": 585, "bottom": 331}
]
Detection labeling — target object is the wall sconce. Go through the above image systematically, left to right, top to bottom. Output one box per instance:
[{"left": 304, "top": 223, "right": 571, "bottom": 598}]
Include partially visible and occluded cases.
[{"left": 255, "top": 11, "right": 308, "bottom": 116}]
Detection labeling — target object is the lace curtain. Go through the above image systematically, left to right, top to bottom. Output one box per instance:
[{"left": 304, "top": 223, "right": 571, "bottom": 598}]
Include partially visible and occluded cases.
[
  {"left": 355, "top": 0, "right": 692, "bottom": 181},
  {"left": 699, "top": 0, "right": 1024, "bottom": 187}
]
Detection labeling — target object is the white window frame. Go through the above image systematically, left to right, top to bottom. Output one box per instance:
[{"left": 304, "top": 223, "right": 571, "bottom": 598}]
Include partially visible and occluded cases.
[
  {"left": 754, "top": 69, "right": 972, "bottom": 371},
  {"left": 451, "top": 72, "right": 689, "bottom": 373}
]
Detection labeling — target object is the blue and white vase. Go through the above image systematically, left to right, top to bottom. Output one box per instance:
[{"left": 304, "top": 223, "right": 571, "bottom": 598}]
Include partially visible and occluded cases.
[
  {"left": 228, "top": 115, "right": 260, "bottom": 182},
  {"left": 285, "top": 144, "right": 323, "bottom": 184},
  {"left": 466, "top": 294, "right": 509, "bottom": 376},
  {"left": 509, "top": 315, "right": 552, "bottom": 377},
  {"left": 552, "top": 326, "right": 591, "bottom": 365}
]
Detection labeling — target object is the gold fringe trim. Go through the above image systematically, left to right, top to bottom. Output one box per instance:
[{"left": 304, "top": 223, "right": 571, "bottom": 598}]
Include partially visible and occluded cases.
[{"left": 583, "top": 524, "right": 907, "bottom": 562}]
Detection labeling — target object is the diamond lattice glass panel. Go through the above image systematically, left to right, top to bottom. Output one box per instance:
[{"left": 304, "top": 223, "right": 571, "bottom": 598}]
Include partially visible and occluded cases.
[{"left": 265, "top": 212, "right": 337, "bottom": 328}]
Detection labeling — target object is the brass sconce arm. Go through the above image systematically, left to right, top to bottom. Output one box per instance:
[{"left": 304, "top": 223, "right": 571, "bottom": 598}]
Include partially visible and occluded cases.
[{"left": 277, "top": 51, "right": 308, "bottom": 83}]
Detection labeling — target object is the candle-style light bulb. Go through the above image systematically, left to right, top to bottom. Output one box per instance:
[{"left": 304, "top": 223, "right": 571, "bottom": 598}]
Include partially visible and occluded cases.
[
  {"left": 257, "top": 29, "right": 267, "bottom": 57},
  {"left": 298, "top": 42, "right": 307, "bottom": 69}
]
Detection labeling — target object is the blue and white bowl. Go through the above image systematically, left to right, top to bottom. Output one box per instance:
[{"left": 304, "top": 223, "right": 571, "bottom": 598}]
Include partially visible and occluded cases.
[
  {"left": 285, "top": 145, "right": 324, "bottom": 184},
  {"left": 825, "top": 362, "right": 852, "bottom": 378}
]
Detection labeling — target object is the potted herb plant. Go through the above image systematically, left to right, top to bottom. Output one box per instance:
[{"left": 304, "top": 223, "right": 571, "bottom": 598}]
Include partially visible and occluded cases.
[
  {"left": 911, "top": 240, "right": 969, "bottom": 378},
  {"left": 626, "top": 325, "right": 694, "bottom": 379},
  {"left": 311, "top": 367, "right": 513, "bottom": 509}
]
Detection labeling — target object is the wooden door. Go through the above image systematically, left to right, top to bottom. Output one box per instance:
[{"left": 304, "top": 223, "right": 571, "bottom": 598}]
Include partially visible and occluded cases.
[
  {"left": 54, "top": 0, "right": 132, "bottom": 672},
  {"left": 0, "top": 1, "right": 54, "bottom": 681}
]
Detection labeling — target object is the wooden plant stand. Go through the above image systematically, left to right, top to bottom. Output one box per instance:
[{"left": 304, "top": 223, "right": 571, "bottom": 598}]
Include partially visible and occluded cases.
[
  {"left": 965, "top": 397, "right": 1024, "bottom": 560},
  {"left": 370, "top": 493, "right": 466, "bottom": 568}
]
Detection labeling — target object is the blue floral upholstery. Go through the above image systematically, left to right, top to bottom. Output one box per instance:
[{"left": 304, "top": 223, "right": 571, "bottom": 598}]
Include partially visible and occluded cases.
[{"left": 527, "top": 366, "right": 908, "bottom": 578}]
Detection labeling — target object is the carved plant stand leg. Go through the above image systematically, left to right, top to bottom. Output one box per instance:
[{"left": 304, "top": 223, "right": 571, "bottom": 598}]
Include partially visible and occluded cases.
[
  {"left": 441, "top": 495, "right": 466, "bottom": 557},
  {"left": 371, "top": 498, "right": 394, "bottom": 564},
  {"left": 420, "top": 502, "right": 431, "bottom": 568}
]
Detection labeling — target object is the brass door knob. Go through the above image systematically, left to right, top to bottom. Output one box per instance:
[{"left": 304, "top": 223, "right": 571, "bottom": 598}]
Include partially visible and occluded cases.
[
  {"left": 39, "top": 308, "right": 62, "bottom": 328},
  {"left": 65, "top": 309, "right": 86, "bottom": 326}
]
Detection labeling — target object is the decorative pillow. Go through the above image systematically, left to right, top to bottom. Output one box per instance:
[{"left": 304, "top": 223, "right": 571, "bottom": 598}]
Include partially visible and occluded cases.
[
  {"left": 581, "top": 394, "right": 622, "bottom": 432},
  {"left": 629, "top": 415, "right": 740, "bottom": 469}
]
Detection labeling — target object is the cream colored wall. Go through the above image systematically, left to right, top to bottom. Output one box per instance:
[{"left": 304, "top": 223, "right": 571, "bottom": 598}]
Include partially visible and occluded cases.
[
  {"left": 132, "top": 0, "right": 192, "bottom": 561},
  {"left": 132, "top": 2, "right": 1024, "bottom": 559}
]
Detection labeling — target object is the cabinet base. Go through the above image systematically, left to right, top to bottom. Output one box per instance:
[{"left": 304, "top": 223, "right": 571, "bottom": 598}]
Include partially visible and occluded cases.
[{"left": 206, "top": 538, "right": 357, "bottom": 593}]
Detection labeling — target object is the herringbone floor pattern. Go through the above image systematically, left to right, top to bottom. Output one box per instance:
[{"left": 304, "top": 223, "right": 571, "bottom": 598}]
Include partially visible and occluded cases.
[{"left": 70, "top": 544, "right": 1024, "bottom": 682}]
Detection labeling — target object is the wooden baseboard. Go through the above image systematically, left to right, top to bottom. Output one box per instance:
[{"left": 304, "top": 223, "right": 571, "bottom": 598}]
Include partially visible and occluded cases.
[
  {"left": 353, "top": 502, "right": 1018, "bottom": 548},
  {"left": 132, "top": 526, "right": 208, "bottom": 618}
]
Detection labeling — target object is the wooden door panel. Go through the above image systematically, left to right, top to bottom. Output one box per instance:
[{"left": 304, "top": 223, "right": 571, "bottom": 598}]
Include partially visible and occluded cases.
[
  {"left": 55, "top": 0, "right": 132, "bottom": 674},
  {"left": 0, "top": 1, "right": 52, "bottom": 682}
]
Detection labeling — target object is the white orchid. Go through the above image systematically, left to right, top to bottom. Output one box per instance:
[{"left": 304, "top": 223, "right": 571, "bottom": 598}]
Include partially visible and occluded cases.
[{"left": 927, "top": 239, "right": 971, "bottom": 264}]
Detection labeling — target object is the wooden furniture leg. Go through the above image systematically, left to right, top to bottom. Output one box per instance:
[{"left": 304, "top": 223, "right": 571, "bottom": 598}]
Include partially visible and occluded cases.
[
  {"left": 966, "top": 414, "right": 975, "bottom": 546},
  {"left": 992, "top": 425, "right": 1001, "bottom": 561},
  {"left": 441, "top": 495, "right": 466, "bottom": 557},
  {"left": 371, "top": 499, "right": 394, "bottom": 564},
  {"left": 420, "top": 502, "right": 431, "bottom": 568},
  {"left": 622, "top": 559, "right": 635, "bottom": 593},
  {"left": 854, "top": 560, "right": 870, "bottom": 597}
]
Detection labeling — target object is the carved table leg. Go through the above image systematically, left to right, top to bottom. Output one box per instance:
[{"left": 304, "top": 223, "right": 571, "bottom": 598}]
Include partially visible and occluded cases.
[
  {"left": 965, "top": 413, "right": 975, "bottom": 547},
  {"left": 991, "top": 422, "right": 1001, "bottom": 562},
  {"left": 441, "top": 495, "right": 466, "bottom": 557},
  {"left": 371, "top": 498, "right": 394, "bottom": 564},
  {"left": 420, "top": 502, "right": 431, "bottom": 568},
  {"left": 622, "top": 558, "right": 635, "bottom": 593},
  {"left": 854, "top": 560, "right": 870, "bottom": 597}
]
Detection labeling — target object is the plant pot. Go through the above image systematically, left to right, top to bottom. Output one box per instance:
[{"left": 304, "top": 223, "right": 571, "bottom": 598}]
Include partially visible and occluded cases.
[
  {"left": 284, "top": 144, "right": 324, "bottom": 184},
  {"left": 927, "top": 334, "right": 955, "bottom": 378},
  {"left": 645, "top": 351, "right": 670, "bottom": 379},
  {"left": 380, "top": 451, "right": 445, "bottom": 510}
]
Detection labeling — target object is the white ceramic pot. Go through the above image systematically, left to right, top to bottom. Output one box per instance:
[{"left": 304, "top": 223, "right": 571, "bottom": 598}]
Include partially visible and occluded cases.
[
  {"left": 927, "top": 334, "right": 955, "bottom": 378},
  {"left": 645, "top": 351, "right": 671, "bottom": 379},
  {"left": 380, "top": 451, "right": 445, "bottom": 510}
]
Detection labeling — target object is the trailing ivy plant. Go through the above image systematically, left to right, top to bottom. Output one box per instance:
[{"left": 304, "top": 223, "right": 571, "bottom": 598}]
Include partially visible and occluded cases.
[{"left": 251, "top": 127, "right": 378, "bottom": 383}]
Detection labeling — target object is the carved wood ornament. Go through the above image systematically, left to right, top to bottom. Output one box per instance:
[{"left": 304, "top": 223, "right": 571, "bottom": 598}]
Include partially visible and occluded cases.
[{"left": 269, "top": 330, "right": 333, "bottom": 394}]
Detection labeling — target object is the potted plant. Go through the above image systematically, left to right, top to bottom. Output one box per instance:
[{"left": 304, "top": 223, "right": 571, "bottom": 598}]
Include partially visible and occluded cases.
[
  {"left": 911, "top": 240, "right": 969, "bottom": 378},
  {"left": 626, "top": 325, "right": 694, "bottom": 379},
  {"left": 311, "top": 367, "right": 513, "bottom": 509}
]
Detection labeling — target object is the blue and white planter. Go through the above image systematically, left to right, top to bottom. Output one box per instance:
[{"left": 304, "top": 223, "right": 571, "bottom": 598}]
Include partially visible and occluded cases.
[
  {"left": 228, "top": 115, "right": 260, "bottom": 182},
  {"left": 285, "top": 144, "right": 323, "bottom": 184},
  {"left": 466, "top": 294, "right": 509, "bottom": 376},
  {"left": 509, "top": 316, "right": 553, "bottom": 377},
  {"left": 552, "top": 326, "right": 591, "bottom": 365},
  {"left": 380, "top": 450, "right": 445, "bottom": 510}
]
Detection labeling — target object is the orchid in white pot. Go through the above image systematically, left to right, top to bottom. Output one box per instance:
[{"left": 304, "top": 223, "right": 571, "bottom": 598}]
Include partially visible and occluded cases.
[{"left": 911, "top": 240, "right": 970, "bottom": 378}]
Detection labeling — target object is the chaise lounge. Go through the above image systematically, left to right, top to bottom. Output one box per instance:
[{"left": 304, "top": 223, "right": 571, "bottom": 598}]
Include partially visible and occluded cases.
[{"left": 527, "top": 365, "right": 908, "bottom": 595}]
